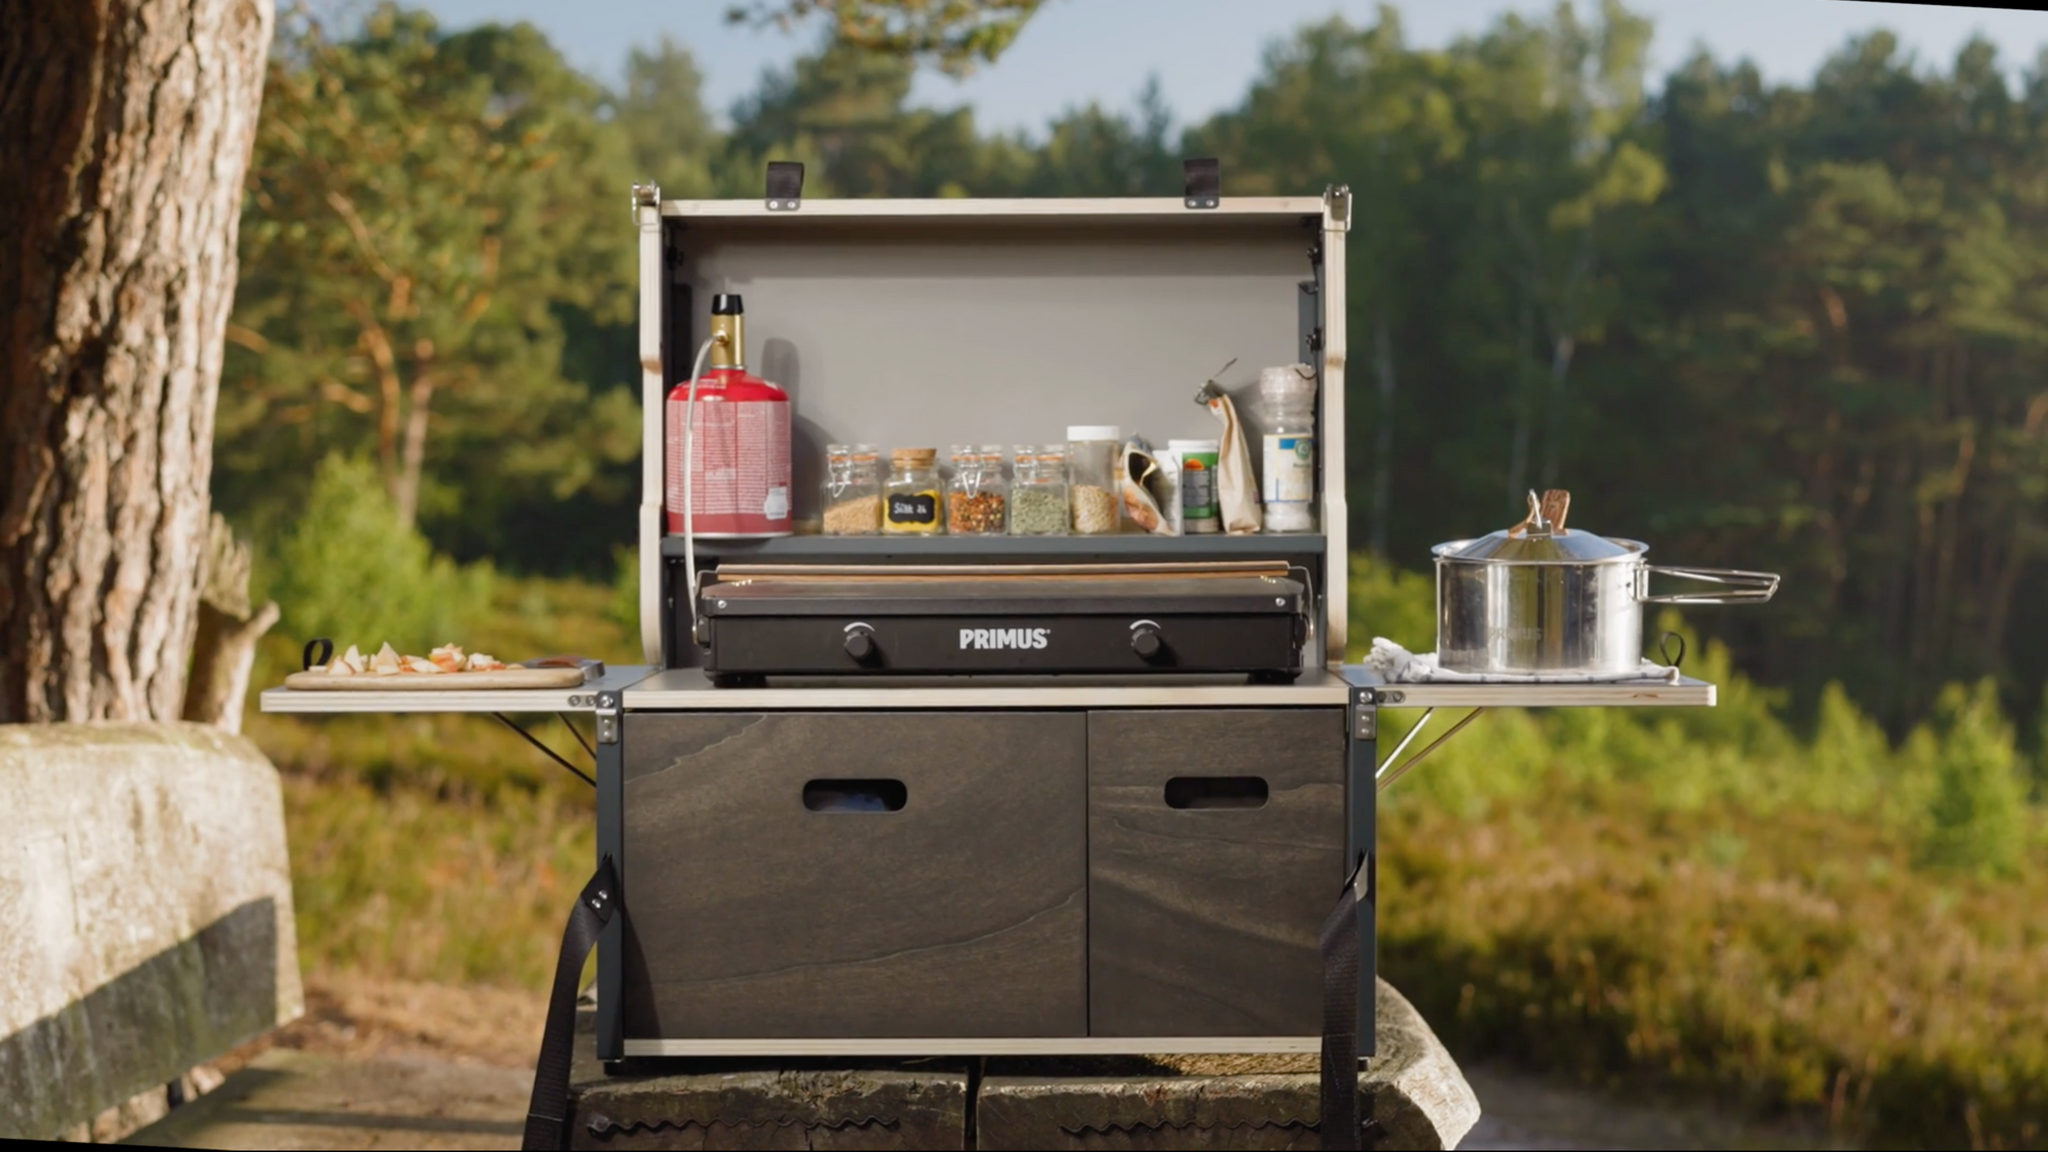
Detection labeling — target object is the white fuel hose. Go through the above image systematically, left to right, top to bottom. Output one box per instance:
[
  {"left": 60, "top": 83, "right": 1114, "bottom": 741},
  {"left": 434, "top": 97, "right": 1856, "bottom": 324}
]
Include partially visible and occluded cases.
[{"left": 681, "top": 335, "right": 717, "bottom": 646}]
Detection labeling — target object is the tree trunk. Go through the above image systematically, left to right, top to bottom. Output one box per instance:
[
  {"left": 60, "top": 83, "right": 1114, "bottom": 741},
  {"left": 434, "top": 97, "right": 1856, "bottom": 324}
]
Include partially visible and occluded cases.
[
  {"left": 0, "top": 0, "right": 274, "bottom": 723},
  {"left": 1505, "top": 286, "right": 1534, "bottom": 509},
  {"left": 1369, "top": 312, "right": 1396, "bottom": 559}
]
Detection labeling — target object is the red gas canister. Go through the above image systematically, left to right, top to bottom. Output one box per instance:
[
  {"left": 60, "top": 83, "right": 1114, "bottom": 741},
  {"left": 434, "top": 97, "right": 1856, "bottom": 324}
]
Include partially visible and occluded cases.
[{"left": 665, "top": 294, "right": 793, "bottom": 537}]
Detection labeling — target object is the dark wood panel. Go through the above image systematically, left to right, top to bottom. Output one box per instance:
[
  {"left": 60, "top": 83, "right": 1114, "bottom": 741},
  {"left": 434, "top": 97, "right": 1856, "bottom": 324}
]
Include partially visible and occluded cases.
[
  {"left": 1087, "top": 708, "right": 1345, "bottom": 1036},
  {"left": 621, "top": 711, "right": 1086, "bottom": 1039}
]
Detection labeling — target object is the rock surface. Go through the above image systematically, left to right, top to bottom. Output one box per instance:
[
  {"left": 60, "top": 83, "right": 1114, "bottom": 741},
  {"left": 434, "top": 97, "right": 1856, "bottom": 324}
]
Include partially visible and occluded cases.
[{"left": 0, "top": 722, "right": 303, "bottom": 1140}]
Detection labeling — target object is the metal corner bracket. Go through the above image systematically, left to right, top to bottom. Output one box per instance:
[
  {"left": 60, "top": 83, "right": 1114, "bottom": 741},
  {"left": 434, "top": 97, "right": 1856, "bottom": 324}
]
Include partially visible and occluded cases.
[
  {"left": 631, "top": 181, "right": 660, "bottom": 223},
  {"left": 1324, "top": 184, "right": 1352, "bottom": 232}
]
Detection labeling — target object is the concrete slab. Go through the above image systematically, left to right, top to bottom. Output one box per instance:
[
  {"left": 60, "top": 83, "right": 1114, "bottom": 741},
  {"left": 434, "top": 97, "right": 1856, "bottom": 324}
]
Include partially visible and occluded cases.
[{"left": 123, "top": 1049, "right": 527, "bottom": 1150}]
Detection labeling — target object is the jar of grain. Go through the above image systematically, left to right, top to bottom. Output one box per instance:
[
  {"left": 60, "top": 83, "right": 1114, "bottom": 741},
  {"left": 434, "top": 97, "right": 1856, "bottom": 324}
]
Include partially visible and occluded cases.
[
  {"left": 1066, "top": 425, "right": 1121, "bottom": 535},
  {"left": 821, "top": 443, "right": 882, "bottom": 535},
  {"left": 1009, "top": 444, "right": 1068, "bottom": 536},
  {"left": 948, "top": 445, "right": 1007, "bottom": 535},
  {"left": 883, "top": 448, "right": 944, "bottom": 535}
]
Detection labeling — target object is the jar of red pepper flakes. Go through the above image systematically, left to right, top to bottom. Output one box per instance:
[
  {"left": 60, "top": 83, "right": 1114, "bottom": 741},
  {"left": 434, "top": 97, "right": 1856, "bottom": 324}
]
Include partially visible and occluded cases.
[{"left": 947, "top": 444, "right": 1008, "bottom": 535}]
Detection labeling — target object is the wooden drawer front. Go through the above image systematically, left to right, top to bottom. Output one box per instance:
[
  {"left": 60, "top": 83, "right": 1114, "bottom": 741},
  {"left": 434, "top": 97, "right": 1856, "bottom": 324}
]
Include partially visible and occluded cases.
[
  {"left": 1087, "top": 708, "right": 1345, "bottom": 1036},
  {"left": 621, "top": 711, "right": 1087, "bottom": 1039}
]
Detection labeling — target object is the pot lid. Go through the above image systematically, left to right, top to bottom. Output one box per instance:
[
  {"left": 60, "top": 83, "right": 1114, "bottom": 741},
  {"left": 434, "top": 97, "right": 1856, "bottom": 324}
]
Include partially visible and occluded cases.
[{"left": 1441, "top": 490, "right": 1635, "bottom": 562}]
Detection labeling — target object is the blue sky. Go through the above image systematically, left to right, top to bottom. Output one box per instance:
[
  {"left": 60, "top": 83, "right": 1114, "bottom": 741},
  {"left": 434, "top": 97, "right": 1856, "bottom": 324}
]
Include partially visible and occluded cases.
[{"left": 370, "top": 0, "right": 2048, "bottom": 136}]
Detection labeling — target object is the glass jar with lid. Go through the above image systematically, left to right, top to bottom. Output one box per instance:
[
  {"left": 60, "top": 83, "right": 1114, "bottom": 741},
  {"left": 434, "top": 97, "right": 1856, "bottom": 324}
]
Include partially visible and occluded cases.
[
  {"left": 1066, "top": 425, "right": 1121, "bottom": 535},
  {"left": 820, "top": 443, "right": 882, "bottom": 535},
  {"left": 948, "top": 444, "right": 1008, "bottom": 535},
  {"left": 1009, "top": 444, "right": 1068, "bottom": 536},
  {"left": 882, "top": 448, "right": 944, "bottom": 535}
]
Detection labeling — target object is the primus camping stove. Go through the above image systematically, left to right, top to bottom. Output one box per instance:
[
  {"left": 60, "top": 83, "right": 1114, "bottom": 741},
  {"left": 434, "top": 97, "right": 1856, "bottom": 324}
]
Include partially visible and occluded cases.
[{"left": 695, "top": 562, "right": 1308, "bottom": 685}]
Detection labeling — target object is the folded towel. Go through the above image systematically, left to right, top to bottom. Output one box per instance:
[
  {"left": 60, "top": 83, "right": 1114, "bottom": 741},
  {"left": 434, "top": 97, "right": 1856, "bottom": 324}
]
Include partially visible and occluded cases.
[{"left": 1365, "top": 637, "right": 1681, "bottom": 684}]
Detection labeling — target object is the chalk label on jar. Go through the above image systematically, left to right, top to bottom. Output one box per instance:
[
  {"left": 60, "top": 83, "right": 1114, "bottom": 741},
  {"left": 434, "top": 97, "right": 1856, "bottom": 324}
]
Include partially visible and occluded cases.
[
  {"left": 1262, "top": 435, "right": 1315, "bottom": 503},
  {"left": 888, "top": 493, "right": 938, "bottom": 524}
]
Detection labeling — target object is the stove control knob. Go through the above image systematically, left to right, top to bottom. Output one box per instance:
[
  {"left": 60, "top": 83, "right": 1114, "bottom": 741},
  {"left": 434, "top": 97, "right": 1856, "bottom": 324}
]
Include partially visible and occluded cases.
[
  {"left": 1130, "top": 622, "right": 1164, "bottom": 660},
  {"left": 844, "top": 624, "right": 877, "bottom": 662}
]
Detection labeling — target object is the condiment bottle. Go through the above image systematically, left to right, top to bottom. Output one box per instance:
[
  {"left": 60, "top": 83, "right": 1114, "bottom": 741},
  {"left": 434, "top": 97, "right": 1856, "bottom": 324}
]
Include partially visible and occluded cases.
[
  {"left": 1257, "top": 366, "right": 1318, "bottom": 533},
  {"left": 1066, "top": 425, "right": 1121, "bottom": 535},
  {"left": 1168, "top": 438, "right": 1221, "bottom": 534},
  {"left": 821, "top": 443, "right": 881, "bottom": 535},
  {"left": 1009, "top": 445, "right": 1069, "bottom": 536},
  {"left": 883, "top": 448, "right": 944, "bottom": 535}
]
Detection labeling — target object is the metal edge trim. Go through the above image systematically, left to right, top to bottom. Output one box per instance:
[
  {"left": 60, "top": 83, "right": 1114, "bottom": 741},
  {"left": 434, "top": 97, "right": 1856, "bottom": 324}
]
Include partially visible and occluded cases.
[{"left": 622, "top": 1036, "right": 1321, "bottom": 1056}]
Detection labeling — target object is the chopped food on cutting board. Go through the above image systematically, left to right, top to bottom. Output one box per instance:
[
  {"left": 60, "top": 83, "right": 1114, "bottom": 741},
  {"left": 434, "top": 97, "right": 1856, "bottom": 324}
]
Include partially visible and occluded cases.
[{"left": 314, "top": 642, "right": 507, "bottom": 676}]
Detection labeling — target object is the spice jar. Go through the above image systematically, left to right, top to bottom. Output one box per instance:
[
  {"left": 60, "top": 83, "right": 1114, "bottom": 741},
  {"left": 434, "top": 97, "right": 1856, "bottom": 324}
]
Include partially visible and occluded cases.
[
  {"left": 1066, "top": 425, "right": 1121, "bottom": 535},
  {"left": 821, "top": 443, "right": 882, "bottom": 535},
  {"left": 1009, "top": 444, "right": 1068, "bottom": 536},
  {"left": 948, "top": 445, "right": 1007, "bottom": 535},
  {"left": 883, "top": 448, "right": 944, "bottom": 535}
]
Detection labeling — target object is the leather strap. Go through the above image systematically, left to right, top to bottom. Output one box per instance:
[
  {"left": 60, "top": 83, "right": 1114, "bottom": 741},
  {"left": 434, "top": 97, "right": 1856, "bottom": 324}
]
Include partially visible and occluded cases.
[{"left": 522, "top": 856, "right": 619, "bottom": 1151}]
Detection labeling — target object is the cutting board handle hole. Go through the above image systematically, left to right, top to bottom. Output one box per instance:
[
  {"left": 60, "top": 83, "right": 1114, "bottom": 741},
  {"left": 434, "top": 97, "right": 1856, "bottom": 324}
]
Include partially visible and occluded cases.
[
  {"left": 1164, "top": 776, "right": 1269, "bottom": 810},
  {"left": 803, "top": 779, "right": 907, "bottom": 813}
]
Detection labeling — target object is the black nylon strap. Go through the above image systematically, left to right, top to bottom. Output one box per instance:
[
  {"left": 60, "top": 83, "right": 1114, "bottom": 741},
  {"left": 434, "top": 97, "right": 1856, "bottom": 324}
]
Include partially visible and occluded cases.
[
  {"left": 522, "top": 855, "right": 619, "bottom": 1151},
  {"left": 1320, "top": 862, "right": 1366, "bottom": 1150}
]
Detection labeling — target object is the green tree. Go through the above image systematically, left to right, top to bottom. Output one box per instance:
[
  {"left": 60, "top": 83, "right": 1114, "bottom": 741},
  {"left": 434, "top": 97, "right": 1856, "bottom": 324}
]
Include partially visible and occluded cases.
[
  {"left": 727, "top": 0, "right": 1049, "bottom": 77},
  {"left": 220, "top": 3, "right": 638, "bottom": 545}
]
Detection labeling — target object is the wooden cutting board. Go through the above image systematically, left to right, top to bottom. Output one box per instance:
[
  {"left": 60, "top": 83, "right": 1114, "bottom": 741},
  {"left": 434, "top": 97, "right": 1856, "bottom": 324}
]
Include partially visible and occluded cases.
[{"left": 283, "top": 667, "right": 587, "bottom": 691}]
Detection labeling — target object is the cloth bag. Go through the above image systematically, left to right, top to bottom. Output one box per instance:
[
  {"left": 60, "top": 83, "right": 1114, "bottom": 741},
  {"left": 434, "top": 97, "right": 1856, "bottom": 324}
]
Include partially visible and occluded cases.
[{"left": 1195, "top": 370, "right": 1263, "bottom": 535}]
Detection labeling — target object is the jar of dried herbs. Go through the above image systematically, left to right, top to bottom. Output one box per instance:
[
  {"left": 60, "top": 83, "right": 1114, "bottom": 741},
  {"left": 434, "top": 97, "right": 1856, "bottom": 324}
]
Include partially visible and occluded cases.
[
  {"left": 821, "top": 443, "right": 881, "bottom": 535},
  {"left": 948, "top": 444, "right": 1008, "bottom": 535},
  {"left": 1008, "top": 444, "right": 1069, "bottom": 536},
  {"left": 883, "top": 448, "right": 944, "bottom": 535}
]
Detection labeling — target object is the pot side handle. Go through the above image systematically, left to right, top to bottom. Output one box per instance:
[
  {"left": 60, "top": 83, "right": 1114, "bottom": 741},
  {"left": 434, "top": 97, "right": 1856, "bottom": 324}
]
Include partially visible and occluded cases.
[{"left": 1635, "top": 565, "right": 1780, "bottom": 604}]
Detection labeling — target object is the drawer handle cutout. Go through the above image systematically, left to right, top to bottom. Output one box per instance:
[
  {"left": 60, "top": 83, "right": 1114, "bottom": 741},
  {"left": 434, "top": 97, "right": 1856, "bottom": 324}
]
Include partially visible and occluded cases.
[
  {"left": 1164, "top": 776, "right": 1269, "bottom": 810},
  {"left": 803, "top": 779, "right": 907, "bottom": 813}
]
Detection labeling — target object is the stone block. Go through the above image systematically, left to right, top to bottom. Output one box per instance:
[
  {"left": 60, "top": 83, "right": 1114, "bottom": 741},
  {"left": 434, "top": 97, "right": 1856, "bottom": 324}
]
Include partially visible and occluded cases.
[
  {"left": 0, "top": 722, "right": 303, "bottom": 1140},
  {"left": 976, "top": 980, "right": 1479, "bottom": 1150}
]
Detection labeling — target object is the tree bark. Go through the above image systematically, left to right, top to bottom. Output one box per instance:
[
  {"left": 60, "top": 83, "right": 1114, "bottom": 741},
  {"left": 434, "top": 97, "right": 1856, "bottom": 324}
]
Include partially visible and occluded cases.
[{"left": 0, "top": 0, "right": 274, "bottom": 723}]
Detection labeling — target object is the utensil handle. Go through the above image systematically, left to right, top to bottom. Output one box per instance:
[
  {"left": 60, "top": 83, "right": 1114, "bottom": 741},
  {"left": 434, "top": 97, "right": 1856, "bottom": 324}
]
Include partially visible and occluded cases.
[{"left": 1636, "top": 565, "right": 1780, "bottom": 604}]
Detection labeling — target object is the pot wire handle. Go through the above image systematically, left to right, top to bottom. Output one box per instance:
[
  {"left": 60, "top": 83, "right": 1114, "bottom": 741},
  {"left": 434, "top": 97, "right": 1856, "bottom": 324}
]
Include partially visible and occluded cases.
[
  {"left": 1636, "top": 565, "right": 1780, "bottom": 604},
  {"left": 1658, "top": 632, "right": 1686, "bottom": 669},
  {"left": 303, "top": 637, "right": 333, "bottom": 671}
]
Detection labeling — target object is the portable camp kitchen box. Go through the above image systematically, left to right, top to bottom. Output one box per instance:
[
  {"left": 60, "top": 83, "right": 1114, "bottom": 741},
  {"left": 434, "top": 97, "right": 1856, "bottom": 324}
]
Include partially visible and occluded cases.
[{"left": 258, "top": 179, "right": 1721, "bottom": 1093}]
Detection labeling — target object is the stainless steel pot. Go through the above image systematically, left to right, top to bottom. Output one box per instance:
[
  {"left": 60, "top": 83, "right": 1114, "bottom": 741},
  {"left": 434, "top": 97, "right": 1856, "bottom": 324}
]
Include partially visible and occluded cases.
[{"left": 1431, "top": 490, "right": 1779, "bottom": 675}]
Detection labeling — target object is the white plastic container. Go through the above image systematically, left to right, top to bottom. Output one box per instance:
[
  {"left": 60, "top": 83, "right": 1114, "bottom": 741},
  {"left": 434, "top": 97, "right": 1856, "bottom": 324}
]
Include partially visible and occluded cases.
[{"left": 1256, "top": 367, "right": 1317, "bottom": 534}]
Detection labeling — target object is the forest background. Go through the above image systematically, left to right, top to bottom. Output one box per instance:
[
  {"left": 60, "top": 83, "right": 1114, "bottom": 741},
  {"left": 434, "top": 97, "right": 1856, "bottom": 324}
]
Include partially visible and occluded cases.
[{"left": 227, "top": 2, "right": 2048, "bottom": 1148}]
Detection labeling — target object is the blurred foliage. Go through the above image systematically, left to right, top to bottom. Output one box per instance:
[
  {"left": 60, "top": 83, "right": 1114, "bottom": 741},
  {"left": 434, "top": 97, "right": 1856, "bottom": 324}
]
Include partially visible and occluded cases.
[{"left": 260, "top": 453, "right": 494, "bottom": 652}]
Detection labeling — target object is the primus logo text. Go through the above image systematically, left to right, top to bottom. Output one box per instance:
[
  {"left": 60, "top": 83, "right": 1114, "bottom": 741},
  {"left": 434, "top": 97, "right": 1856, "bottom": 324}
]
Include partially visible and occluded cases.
[{"left": 959, "top": 627, "right": 1051, "bottom": 650}]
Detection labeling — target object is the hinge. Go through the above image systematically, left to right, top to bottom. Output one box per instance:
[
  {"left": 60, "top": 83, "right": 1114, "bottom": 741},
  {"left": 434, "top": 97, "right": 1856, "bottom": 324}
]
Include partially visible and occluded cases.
[
  {"left": 1183, "top": 157, "right": 1220, "bottom": 209},
  {"left": 765, "top": 161, "right": 804, "bottom": 211},
  {"left": 631, "top": 181, "right": 659, "bottom": 223},
  {"left": 1324, "top": 183, "right": 1352, "bottom": 231},
  {"left": 1306, "top": 328, "right": 1324, "bottom": 353},
  {"left": 595, "top": 691, "right": 620, "bottom": 745},
  {"left": 1354, "top": 703, "right": 1377, "bottom": 741}
]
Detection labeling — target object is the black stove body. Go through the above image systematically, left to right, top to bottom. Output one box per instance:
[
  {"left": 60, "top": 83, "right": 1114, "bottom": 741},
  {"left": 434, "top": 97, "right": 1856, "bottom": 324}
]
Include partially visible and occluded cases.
[{"left": 698, "top": 574, "right": 1307, "bottom": 683}]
